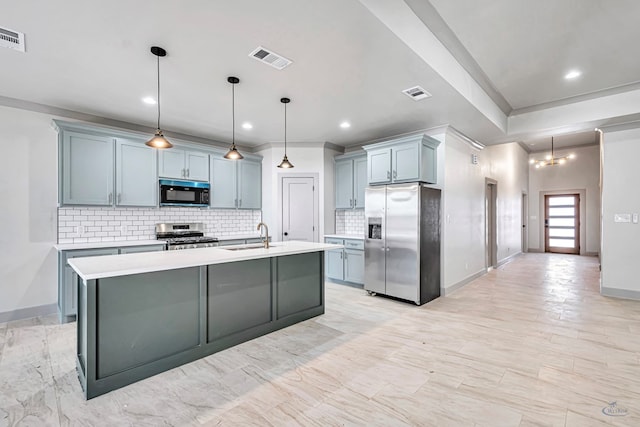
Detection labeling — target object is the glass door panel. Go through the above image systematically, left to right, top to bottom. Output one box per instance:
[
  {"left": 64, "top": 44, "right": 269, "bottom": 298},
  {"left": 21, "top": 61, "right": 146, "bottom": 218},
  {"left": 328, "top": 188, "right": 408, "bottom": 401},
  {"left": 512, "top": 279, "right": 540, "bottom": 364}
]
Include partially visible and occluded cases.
[{"left": 544, "top": 194, "right": 580, "bottom": 254}]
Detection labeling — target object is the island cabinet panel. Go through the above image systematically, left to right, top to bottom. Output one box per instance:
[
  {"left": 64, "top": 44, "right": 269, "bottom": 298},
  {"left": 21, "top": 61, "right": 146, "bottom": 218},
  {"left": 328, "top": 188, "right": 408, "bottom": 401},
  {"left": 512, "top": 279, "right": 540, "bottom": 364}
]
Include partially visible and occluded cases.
[
  {"left": 75, "top": 247, "right": 327, "bottom": 399},
  {"left": 277, "top": 253, "right": 323, "bottom": 319},
  {"left": 207, "top": 259, "right": 272, "bottom": 342},
  {"left": 95, "top": 267, "right": 201, "bottom": 379}
]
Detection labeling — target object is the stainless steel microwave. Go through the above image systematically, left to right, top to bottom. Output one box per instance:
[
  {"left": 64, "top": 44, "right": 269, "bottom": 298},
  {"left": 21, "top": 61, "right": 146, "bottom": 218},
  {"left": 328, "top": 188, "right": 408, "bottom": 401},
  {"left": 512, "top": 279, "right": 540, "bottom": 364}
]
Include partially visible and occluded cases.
[{"left": 159, "top": 179, "right": 210, "bottom": 207}]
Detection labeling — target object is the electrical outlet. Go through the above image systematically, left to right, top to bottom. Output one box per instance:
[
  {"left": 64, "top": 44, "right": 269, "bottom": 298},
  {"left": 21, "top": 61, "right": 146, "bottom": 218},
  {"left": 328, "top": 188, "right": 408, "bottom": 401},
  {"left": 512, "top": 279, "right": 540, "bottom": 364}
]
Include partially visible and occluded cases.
[
  {"left": 77, "top": 225, "right": 85, "bottom": 236},
  {"left": 120, "top": 225, "right": 127, "bottom": 234}
]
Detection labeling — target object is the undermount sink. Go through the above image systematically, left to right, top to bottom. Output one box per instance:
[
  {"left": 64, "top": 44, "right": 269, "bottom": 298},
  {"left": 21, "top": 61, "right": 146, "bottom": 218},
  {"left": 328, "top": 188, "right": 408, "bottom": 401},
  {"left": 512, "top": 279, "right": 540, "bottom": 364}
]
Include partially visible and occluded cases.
[{"left": 221, "top": 242, "right": 277, "bottom": 251}]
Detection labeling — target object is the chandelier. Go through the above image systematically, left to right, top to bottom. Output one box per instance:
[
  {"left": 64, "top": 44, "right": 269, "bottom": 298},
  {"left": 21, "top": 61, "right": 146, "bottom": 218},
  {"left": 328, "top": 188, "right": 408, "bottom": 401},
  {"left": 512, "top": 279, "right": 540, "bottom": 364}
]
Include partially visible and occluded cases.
[{"left": 529, "top": 136, "right": 575, "bottom": 168}]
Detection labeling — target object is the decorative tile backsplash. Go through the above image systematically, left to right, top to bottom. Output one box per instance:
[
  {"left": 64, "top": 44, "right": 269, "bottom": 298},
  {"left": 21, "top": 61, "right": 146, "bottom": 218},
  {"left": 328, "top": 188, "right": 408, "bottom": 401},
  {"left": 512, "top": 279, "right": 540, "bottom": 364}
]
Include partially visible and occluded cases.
[
  {"left": 57, "top": 207, "right": 262, "bottom": 244},
  {"left": 335, "top": 210, "right": 365, "bottom": 236}
]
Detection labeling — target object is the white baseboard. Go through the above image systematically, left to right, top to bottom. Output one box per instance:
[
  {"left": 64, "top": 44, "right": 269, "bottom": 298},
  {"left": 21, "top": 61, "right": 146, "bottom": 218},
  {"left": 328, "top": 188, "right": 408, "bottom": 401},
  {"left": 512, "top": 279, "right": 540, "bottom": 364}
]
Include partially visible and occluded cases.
[
  {"left": 443, "top": 269, "right": 487, "bottom": 296},
  {"left": 601, "top": 287, "right": 640, "bottom": 301},
  {"left": 0, "top": 303, "right": 57, "bottom": 324}
]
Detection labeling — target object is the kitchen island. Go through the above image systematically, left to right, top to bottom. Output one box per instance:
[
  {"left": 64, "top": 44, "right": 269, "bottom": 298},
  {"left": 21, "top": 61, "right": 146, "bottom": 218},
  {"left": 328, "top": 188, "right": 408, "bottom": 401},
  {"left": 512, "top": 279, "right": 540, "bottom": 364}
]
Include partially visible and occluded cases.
[{"left": 68, "top": 240, "right": 342, "bottom": 399}]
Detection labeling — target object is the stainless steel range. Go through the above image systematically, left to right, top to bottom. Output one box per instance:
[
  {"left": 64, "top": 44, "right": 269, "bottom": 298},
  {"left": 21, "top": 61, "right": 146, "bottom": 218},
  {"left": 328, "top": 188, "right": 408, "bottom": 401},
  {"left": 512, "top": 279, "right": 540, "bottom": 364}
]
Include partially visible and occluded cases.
[{"left": 156, "top": 223, "right": 219, "bottom": 250}]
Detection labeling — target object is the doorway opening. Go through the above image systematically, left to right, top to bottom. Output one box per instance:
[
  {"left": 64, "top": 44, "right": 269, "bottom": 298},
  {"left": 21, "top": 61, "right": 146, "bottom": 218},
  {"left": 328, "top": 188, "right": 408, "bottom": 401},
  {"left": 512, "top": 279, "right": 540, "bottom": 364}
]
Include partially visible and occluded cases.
[
  {"left": 485, "top": 179, "right": 497, "bottom": 269},
  {"left": 544, "top": 194, "right": 580, "bottom": 254}
]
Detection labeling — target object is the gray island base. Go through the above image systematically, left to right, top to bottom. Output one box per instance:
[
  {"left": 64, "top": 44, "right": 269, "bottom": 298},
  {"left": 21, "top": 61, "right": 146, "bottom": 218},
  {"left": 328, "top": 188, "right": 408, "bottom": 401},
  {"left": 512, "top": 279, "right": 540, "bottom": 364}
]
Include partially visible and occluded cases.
[{"left": 69, "top": 242, "right": 339, "bottom": 399}]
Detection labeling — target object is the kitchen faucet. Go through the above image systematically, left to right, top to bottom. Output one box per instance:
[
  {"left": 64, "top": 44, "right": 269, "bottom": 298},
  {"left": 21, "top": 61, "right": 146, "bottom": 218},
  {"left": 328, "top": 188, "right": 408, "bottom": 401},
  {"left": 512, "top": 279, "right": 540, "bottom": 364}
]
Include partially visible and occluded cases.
[{"left": 257, "top": 222, "right": 269, "bottom": 248}]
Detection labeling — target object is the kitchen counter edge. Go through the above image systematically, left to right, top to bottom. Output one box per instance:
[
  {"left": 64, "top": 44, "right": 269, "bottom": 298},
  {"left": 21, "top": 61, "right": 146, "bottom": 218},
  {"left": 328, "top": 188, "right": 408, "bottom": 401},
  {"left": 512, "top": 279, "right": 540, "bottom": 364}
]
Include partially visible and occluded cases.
[{"left": 68, "top": 241, "right": 343, "bottom": 281}]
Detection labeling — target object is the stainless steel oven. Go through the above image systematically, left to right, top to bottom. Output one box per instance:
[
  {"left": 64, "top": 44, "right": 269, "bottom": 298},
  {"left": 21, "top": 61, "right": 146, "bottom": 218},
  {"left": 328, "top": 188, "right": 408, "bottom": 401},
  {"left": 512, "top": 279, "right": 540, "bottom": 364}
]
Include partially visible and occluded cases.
[{"left": 159, "top": 179, "right": 209, "bottom": 207}]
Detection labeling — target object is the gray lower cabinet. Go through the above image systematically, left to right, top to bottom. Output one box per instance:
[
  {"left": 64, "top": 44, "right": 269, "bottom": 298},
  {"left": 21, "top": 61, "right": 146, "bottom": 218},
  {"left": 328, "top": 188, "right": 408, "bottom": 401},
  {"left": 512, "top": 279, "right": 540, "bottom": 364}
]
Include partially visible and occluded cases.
[
  {"left": 324, "top": 237, "right": 364, "bottom": 285},
  {"left": 58, "top": 244, "right": 166, "bottom": 323},
  {"left": 76, "top": 251, "right": 324, "bottom": 399}
]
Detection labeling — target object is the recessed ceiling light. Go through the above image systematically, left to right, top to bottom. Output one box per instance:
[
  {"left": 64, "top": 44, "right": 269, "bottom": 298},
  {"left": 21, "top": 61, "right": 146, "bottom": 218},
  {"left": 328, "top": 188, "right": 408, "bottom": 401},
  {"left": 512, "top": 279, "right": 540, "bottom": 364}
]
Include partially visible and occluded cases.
[
  {"left": 564, "top": 70, "right": 581, "bottom": 80},
  {"left": 142, "top": 96, "right": 157, "bottom": 105},
  {"left": 340, "top": 121, "right": 351, "bottom": 129},
  {"left": 242, "top": 122, "right": 253, "bottom": 130}
]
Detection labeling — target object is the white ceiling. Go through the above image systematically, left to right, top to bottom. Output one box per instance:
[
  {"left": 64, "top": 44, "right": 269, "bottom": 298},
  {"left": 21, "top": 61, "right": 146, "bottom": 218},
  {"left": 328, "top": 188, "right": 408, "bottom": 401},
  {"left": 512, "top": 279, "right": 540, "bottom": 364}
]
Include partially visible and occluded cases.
[{"left": 2, "top": 0, "right": 639, "bottom": 152}]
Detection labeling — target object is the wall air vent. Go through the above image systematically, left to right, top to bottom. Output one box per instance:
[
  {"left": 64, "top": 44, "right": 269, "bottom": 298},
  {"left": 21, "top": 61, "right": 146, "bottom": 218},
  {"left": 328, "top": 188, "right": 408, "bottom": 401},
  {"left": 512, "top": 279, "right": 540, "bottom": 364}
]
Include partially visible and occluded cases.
[
  {"left": 0, "top": 26, "right": 25, "bottom": 52},
  {"left": 249, "top": 46, "right": 292, "bottom": 70},
  {"left": 402, "top": 85, "right": 431, "bottom": 101}
]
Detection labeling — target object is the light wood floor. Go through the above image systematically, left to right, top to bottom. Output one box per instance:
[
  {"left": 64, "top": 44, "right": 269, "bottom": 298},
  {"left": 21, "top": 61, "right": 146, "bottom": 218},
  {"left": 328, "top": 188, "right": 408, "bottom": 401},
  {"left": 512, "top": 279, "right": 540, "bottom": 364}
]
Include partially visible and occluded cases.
[{"left": 1, "top": 253, "right": 639, "bottom": 426}]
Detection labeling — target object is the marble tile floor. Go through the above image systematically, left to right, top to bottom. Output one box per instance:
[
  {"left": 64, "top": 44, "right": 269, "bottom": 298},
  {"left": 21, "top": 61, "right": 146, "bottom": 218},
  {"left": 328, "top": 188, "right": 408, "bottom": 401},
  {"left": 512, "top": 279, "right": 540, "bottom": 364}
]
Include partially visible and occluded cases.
[{"left": 1, "top": 253, "right": 640, "bottom": 426}]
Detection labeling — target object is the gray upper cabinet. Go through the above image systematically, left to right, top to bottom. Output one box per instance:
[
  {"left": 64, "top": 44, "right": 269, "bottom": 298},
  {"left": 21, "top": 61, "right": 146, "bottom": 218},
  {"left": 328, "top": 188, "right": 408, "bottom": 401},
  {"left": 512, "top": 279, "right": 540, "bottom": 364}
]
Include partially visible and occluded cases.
[
  {"left": 57, "top": 121, "right": 159, "bottom": 207},
  {"left": 61, "top": 131, "right": 114, "bottom": 206},
  {"left": 363, "top": 134, "right": 440, "bottom": 185},
  {"left": 115, "top": 138, "right": 157, "bottom": 207},
  {"left": 159, "top": 149, "right": 209, "bottom": 181},
  {"left": 335, "top": 153, "right": 367, "bottom": 209},
  {"left": 210, "top": 156, "right": 262, "bottom": 209},
  {"left": 210, "top": 157, "right": 236, "bottom": 208},
  {"left": 238, "top": 161, "right": 261, "bottom": 209}
]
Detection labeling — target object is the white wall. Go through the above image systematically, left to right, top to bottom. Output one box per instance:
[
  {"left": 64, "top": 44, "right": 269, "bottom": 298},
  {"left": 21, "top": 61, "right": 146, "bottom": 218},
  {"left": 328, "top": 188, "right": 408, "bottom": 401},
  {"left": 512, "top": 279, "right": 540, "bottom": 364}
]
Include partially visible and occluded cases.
[
  {"left": 0, "top": 106, "right": 58, "bottom": 317},
  {"left": 601, "top": 126, "right": 640, "bottom": 296},
  {"left": 440, "top": 130, "right": 528, "bottom": 293},
  {"left": 485, "top": 142, "right": 529, "bottom": 261},
  {"left": 258, "top": 143, "right": 339, "bottom": 242},
  {"left": 527, "top": 144, "right": 600, "bottom": 254}
]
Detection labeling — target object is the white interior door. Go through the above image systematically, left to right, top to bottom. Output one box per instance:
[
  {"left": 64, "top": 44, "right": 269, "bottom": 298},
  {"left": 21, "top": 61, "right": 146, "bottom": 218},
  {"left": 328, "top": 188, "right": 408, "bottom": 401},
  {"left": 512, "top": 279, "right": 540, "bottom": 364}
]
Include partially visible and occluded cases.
[{"left": 282, "top": 176, "right": 317, "bottom": 241}]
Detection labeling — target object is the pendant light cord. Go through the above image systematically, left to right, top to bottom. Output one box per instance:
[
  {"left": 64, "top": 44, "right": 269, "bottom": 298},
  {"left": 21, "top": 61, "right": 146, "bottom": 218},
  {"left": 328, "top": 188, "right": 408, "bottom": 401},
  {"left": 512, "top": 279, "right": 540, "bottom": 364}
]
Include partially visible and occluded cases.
[
  {"left": 156, "top": 54, "right": 161, "bottom": 130},
  {"left": 232, "top": 83, "right": 235, "bottom": 145},
  {"left": 284, "top": 102, "right": 287, "bottom": 154}
]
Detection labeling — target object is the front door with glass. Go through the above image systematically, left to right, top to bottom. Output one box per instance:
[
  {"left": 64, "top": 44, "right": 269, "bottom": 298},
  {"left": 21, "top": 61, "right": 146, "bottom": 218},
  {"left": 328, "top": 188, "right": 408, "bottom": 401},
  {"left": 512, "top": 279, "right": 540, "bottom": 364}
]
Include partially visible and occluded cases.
[{"left": 544, "top": 194, "right": 580, "bottom": 254}]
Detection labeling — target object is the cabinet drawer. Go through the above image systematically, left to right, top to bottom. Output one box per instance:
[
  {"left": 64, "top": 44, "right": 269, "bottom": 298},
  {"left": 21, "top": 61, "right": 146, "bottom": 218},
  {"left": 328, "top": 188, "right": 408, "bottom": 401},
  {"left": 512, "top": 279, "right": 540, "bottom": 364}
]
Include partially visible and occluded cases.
[
  {"left": 325, "top": 238, "right": 344, "bottom": 245},
  {"left": 344, "top": 239, "right": 364, "bottom": 250}
]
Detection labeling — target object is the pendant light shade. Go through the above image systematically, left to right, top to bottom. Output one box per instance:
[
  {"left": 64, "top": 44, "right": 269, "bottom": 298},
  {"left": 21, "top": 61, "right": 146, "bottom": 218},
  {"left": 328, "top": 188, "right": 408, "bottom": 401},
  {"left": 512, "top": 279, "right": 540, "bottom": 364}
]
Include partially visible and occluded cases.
[
  {"left": 145, "top": 46, "right": 173, "bottom": 149},
  {"left": 223, "top": 76, "right": 244, "bottom": 160},
  {"left": 277, "top": 97, "right": 294, "bottom": 169}
]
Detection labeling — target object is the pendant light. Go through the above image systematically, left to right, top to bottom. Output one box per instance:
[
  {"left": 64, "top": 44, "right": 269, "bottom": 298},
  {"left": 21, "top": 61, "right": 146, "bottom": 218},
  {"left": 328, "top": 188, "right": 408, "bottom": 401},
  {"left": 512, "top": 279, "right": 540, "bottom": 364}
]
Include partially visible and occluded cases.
[
  {"left": 145, "top": 46, "right": 173, "bottom": 149},
  {"left": 223, "top": 76, "right": 244, "bottom": 160},
  {"left": 277, "top": 97, "right": 294, "bottom": 168},
  {"left": 529, "top": 136, "right": 576, "bottom": 168}
]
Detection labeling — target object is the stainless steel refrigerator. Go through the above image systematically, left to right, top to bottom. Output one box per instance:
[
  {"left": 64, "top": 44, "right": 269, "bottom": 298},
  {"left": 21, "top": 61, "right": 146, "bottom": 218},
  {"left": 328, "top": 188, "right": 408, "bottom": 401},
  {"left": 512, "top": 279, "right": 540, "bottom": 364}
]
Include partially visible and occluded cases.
[{"left": 364, "top": 183, "right": 441, "bottom": 305}]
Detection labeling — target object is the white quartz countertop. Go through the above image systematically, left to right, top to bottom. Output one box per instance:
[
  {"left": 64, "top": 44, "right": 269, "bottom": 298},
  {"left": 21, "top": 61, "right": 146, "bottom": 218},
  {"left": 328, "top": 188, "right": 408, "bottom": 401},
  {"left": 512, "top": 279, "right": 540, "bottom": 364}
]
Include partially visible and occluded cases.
[
  {"left": 324, "top": 234, "right": 364, "bottom": 240},
  {"left": 54, "top": 239, "right": 165, "bottom": 251},
  {"left": 68, "top": 240, "right": 343, "bottom": 281}
]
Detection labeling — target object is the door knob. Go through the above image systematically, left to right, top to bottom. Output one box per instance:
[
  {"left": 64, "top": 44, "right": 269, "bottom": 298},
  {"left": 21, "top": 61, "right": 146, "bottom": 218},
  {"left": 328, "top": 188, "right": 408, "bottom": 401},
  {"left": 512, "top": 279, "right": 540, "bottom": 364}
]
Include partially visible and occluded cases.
[{"left": 284, "top": 232, "right": 288, "bottom": 236}]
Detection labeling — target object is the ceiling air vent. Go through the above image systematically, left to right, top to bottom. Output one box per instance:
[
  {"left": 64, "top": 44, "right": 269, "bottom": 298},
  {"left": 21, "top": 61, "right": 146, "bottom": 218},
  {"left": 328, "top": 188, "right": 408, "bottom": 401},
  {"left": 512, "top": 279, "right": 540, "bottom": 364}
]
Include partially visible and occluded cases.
[
  {"left": 0, "top": 26, "right": 25, "bottom": 52},
  {"left": 249, "top": 46, "right": 292, "bottom": 70},
  {"left": 402, "top": 85, "right": 431, "bottom": 101}
]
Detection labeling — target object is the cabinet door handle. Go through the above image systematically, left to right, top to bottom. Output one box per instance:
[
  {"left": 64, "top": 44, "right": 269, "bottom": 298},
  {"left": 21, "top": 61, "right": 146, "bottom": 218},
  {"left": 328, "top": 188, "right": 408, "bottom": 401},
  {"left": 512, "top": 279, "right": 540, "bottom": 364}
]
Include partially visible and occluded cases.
[
  {"left": 186, "top": 168, "right": 190, "bottom": 177},
  {"left": 181, "top": 169, "right": 185, "bottom": 178},
  {"left": 393, "top": 170, "right": 397, "bottom": 179},
  {"left": 108, "top": 192, "right": 113, "bottom": 204},
  {"left": 117, "top": 193, "right": 121, "bottom": 204},
  {"left": 235, "top": 198, "right": 238, "bottom": 207},
  {"left": 239, "top": 199, "right": 242, "bottom": 207},
  {"left": 350, "top": 199, "right": 353, "bottom": 208},
  {"left": 354, "top": 199, "right": 357, "bottom": 207},
  {"left": 340, "top": 251, "right": 343, "bottom": 259},
  {"left": 344, "top": 252, "right": 348, "bottom": 259}
]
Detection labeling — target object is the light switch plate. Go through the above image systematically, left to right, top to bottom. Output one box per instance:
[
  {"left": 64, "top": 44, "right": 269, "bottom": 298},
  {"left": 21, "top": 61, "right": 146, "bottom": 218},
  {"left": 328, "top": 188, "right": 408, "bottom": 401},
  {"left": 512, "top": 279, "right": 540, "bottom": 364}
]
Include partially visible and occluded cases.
[
  {"left": 614, "top": 213, "right": 632, "bottom": 223},
  {"left": 633, "top": 213, "right": 639, "bottom": 224}
]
